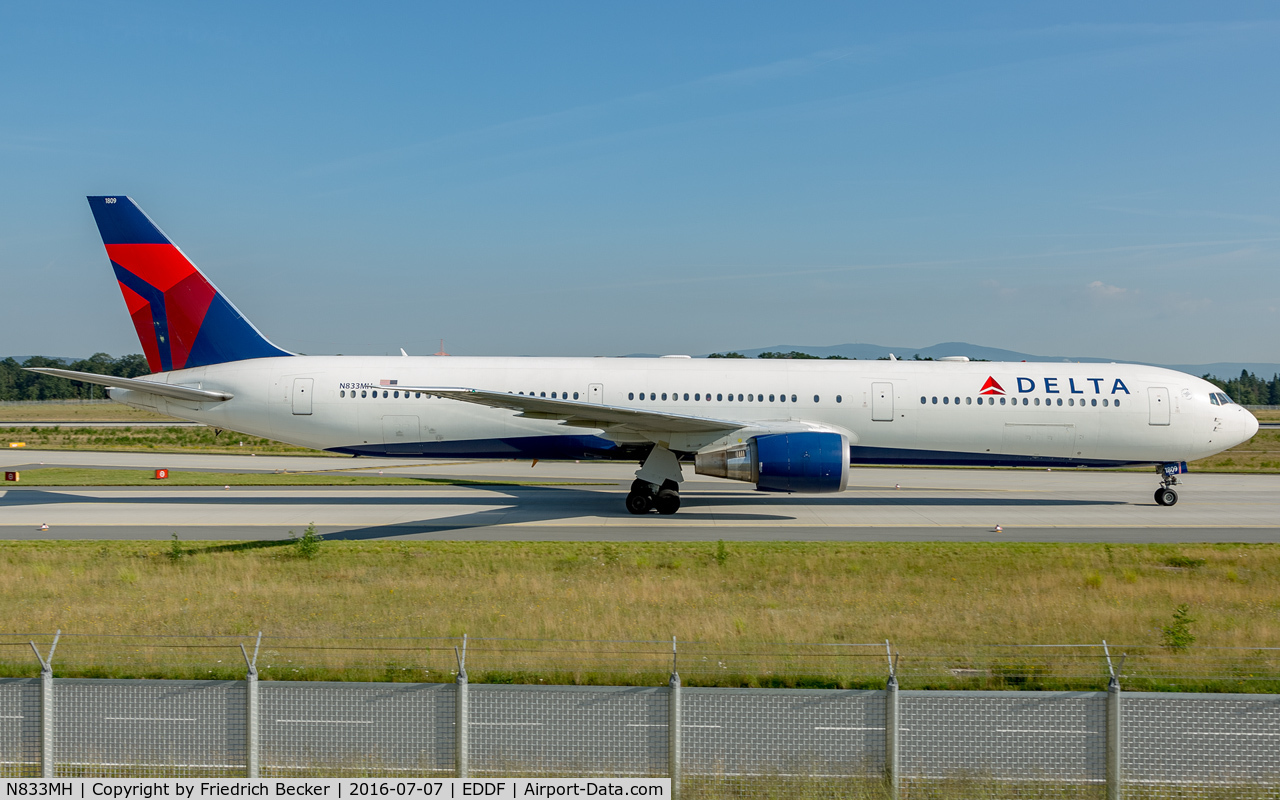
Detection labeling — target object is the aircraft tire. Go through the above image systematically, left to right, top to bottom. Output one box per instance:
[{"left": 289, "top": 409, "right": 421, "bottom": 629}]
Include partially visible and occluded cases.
[
  {"left": 1155, "top": 487, "right": 1178, "bottom": 506},
  {"left": 654, "top": 489, "right": 681, "bottom": 515},
  {"left": 625, "top": 491, "right": 652, "bottom": 515}
]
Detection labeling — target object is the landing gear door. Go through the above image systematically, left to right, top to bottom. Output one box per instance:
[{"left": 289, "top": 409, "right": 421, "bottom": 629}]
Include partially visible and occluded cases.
[
  {"left": 292, "top": 378, "right": 313, "bottom": 415},
  {"left": 871, "top": 382, "right": 894, "bottom": 421},
  {"left": 589, "top": 383, "right": 604, "bottom": 404},
  {"left": 1149, "top": 386, "right": 1170, "bottom": 426}
]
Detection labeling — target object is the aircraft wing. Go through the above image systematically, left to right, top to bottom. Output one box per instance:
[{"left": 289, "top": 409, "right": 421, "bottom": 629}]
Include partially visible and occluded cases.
[
  {"left": 25, "top": 367, "right": 234, "bottom": 403},
  {"left": 399, "top": 387, "right": 744, "bottom": 435}
]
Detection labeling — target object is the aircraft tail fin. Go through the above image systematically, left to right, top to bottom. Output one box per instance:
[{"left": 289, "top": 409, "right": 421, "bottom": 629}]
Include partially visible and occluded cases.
[{"left": 86, "top": 196, "right": 292, "bottom": 373}]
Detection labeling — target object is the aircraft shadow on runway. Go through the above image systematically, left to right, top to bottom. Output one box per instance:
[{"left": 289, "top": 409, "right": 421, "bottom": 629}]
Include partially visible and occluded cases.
[{"left": 0, "top": 485, "right": 1128, "bottom": 541}]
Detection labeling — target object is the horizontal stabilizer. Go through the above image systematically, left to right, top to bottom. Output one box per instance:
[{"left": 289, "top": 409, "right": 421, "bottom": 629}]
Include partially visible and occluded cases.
[{"left": 25, "top": 367, "right": 234, "bottom": 403}]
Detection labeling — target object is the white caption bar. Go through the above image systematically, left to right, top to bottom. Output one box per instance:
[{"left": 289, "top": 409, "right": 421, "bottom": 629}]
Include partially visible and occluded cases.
[{"left": 3, "top": 779, "right": 670, "bottom": 800}]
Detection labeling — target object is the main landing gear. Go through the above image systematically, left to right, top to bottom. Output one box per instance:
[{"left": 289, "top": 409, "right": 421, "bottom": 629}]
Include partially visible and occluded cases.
[
  {"left": 626, "top": 444, "right": 684, "bottom": 515},
  {"left": 1155, "top": 464, "right": 1180, "bottom": 506},
  {"left": 627, "top": 478, "right": 681, "bottom": 515}
]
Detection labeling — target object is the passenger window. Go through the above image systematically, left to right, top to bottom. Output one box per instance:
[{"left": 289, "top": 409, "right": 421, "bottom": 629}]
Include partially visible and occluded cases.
[
  {"left": 340, "top": 390, "right": 345, "bottom": 398},
  {"left": 360, "top": 390, "right": 367, "bottom": 398},
  {"left": 383, "top": 391, "right": 388, "bottom": 398},
  {"left": 415, "top": 392, "right": 422, "bottom": 399},
  {"left": 551, "top": 392, "right": 557, "bottom": 399},
  {"left": 573, "top": 392, "right": 579, "bottom": 399},
  {"left": 628, "top": 392, "right": 634, "bottom": 400},
  {"left": 650, "top": 393, "right": 656, "bottom": 400},
  {"left": 661, "top": 393, "right": 667, "bottom": 401},
  {"left": 684, "top": 393, "right": 689, "bottom": 401},
  {"left": 717, "top": 394, "right": 723, "bottom": 401},
  {"left": 727, "top": 394, "right": 733, "bottom": 402},
  {"left": 738, "top": 394, "right": 744, "bottom": 402},
  {"left": 748, "top": 394, "right": 753, "bottom": 402},
  {"left": 769, "top": 394, "right": 775, "bottom": 402},
  {"left": 791, "top": 394, "right": 797, "bottom": 403},
  {"left": 813, "top": 395, "right": 819, "bottom": 403},
  {"left": 836, "top": 395, "right": 842, "bottom": 403},
  {"left": 921, "top": 396, "right": 927, "bottom": 404},
  {"left": 932, "top": 396, "right": 938, "bottom": 404},
  {"left": 943, "top": 396, "right": 949, "bottom": 405},
  {"left": 954, "top": 397, "right": 960, "bottom": 405},
  {"left": 966, "top": 397, "right": 971, "bottom": 405},
  {"left": 976, "top": 397, "right": 982, "bottom": 405},
  {"left": 1000, "top": 397, "right": 1006, "bottom": 405},
  {"left": 1021, "top": 397, "right": 1028, "bottom": 405},
  {"left": 1034, "top": 397, "right": 1039, "bottom": 406},
  {"left": 1056, "top": 398, "right": 1062, "bottom": 406},
  {"left": 1068, "top": 398, "right": 1074, "bottom": 406},
  {"left": 1091, "top": 398, "right": 1098, "bottom": 407},
  {"left": 1103, "top": 398, "right": 1109, "bottom": 407},
  {"left": 1114, "top": 399, "right": 1120, "bottom": 407}
]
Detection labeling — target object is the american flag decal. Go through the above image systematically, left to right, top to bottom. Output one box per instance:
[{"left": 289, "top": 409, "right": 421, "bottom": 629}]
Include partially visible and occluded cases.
[{"left": 380, "top": 379, "right": 398, "bottom": 386}]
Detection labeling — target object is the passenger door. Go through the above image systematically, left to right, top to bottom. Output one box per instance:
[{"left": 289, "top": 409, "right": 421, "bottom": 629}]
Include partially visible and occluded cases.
[
  {"left": 291, "top": 378, "right": 313, "bottom": 415},
  {"left": 871, "top": 382, "right": 894, "bottom": 421},
  {"left": 1149, "top": 387, "right": 1170, "bottom": 426}
]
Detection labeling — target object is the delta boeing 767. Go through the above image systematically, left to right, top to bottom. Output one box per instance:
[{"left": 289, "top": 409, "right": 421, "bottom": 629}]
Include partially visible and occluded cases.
[{"left": 30, "top": 196, "right": 1259, "bottom": 514}]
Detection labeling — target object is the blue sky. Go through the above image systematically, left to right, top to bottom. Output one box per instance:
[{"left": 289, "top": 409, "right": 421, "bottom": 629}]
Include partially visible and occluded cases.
[{"left": 2, "top": 2, "right": 1278, "bottom": 363}]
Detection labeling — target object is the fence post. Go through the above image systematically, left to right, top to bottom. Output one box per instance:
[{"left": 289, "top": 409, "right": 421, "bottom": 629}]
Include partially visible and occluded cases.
[
  {"left": 30, "top": 631, "right": 59, "bottom": 779},
  {"left": 241, "top": 633, "right": 262, "bottom": 779},
  {"left": 455, "top": 635, "right": 469, "bottom": 779},
  {"left": 668, "top": 637, "right": 681, "bottom": 800},
  {"left": 884, "top": 641, "right": 900, "bottom": 800},
  {"left": 1104, "top": 642, "right": 1123, "bottom": 800}
]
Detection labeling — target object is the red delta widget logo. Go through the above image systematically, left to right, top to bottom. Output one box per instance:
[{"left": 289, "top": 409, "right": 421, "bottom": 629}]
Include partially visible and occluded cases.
[{"left": 980, "top": 375, "right": 1131, "bottom": 395}]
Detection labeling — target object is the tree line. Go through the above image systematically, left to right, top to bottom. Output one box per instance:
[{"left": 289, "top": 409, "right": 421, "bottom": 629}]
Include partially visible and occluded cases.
[
  {"left": 3, "top": 353, "right": 1279, "bottom": 405},
  {"left": 0, "top": 354, "right": 149, "bottom": 401},
  {"left": 1204, "top": 370, "right": 1280, "bottom": 405}
]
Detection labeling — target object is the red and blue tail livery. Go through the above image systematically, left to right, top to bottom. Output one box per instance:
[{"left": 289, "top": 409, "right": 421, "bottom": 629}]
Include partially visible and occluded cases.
[{"left": 87, "top": 196, "right": 291, "bottom": 373}]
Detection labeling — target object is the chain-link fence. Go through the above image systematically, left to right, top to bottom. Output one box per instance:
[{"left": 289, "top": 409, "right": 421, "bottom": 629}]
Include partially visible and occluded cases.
[
  {"left": 1, "top": 634, "right": 1278, "bottom": 797},
  {"left": 5, "top": 634, "right": 1279, "bottom": 693}
]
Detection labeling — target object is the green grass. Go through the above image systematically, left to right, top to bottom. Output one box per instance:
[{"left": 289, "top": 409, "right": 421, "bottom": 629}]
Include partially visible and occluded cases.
[
  {"left": 3, "top": 467, "right": 606, "bottom": 486},
  {"left": 1, "top": 540, "right": 1278, "bottom": 691}
]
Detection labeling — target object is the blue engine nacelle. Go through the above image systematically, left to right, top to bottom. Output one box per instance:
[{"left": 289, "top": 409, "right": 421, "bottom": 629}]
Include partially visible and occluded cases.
[{"left": 694, "top": 431, "right": 849, "bottom": 493}]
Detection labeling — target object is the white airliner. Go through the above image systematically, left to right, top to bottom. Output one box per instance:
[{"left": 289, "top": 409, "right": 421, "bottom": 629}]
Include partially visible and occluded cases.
[{"left": 31, "top": 196, "right": 1259, "bottom": 514}]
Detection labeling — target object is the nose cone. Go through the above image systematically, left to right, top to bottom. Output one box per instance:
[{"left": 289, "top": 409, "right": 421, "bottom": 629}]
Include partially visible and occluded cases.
[{"left": 1242, "top": 408, "right": 1260, "bottom": 441}]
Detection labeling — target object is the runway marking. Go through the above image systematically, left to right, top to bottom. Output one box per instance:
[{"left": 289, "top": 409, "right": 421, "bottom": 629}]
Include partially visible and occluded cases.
[
  {"left": 105, "top": 717, "right": 196, "bottom": 722},
  {"left": 277, "top": 719, "right": 374, "bottom": 725},
  {"left": 815, "top": 726, "right": 884, "bottom": 731},
  {"left": 996, "top": 729, "right": 1097, "bottom": 735}
]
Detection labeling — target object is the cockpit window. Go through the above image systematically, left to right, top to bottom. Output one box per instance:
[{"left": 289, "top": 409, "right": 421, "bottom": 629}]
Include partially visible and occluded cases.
[
  {"left": 1218, "top": 392, "right": 1233, "bottom": 405},
  {"left": 1209, "top": 393, "right": 1220, "bottom": 406}
]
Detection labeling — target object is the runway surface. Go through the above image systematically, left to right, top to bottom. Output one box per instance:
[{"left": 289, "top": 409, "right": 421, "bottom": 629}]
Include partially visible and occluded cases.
[{"left": 2, "top": 450, "right": 1277, "bottom": 542}]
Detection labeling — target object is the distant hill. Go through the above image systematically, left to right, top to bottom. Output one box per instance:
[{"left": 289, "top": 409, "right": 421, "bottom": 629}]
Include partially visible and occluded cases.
[{"left": 663, "top": 342, "right": 1280, "bottom": 381}]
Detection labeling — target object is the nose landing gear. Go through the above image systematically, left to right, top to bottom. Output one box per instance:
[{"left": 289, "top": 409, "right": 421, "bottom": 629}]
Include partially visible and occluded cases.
[{"left": 1155, "top": 462, "right": 1185, "bottom": 506}]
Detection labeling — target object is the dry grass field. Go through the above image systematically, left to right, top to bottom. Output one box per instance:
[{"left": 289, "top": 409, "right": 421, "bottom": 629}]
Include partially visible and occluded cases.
[
  {"left": 0, "top": 402, "right": 178, "bottom": 422},
  {"left": 1, "top": 424, "right": 323, "bottom": 455},
  {"left": 2, "top": 540, "right": 1277, "bottom": 690}
]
